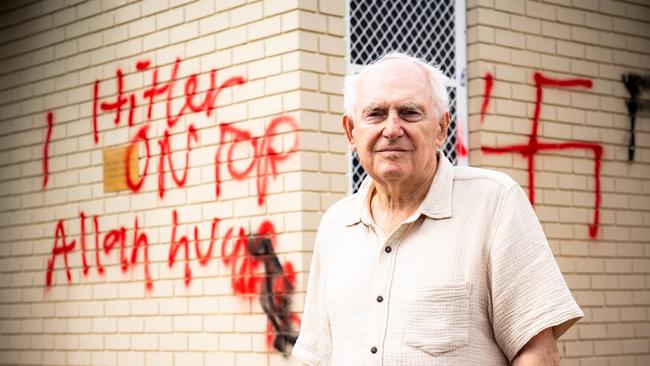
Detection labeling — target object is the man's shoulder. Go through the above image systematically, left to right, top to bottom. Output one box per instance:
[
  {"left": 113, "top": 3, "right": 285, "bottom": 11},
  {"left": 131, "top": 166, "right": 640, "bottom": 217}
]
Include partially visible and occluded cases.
[
  {"left": 452, "top": 165, "right": 519, "bottom": 191},
  {"left": 321, "top": 192, "right": 362, "bottom": 223}
]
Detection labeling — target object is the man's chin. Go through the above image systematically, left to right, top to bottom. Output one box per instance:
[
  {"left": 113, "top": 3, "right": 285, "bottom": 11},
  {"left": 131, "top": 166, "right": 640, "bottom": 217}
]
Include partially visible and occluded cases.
[{"left": 372, "top": 167, "right": 410, "bottom": 183}]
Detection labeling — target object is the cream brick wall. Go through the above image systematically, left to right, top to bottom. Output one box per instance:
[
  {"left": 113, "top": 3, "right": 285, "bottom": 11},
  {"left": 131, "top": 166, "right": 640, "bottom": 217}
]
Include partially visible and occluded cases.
[
  {"left": 0, "top": 0, "right": 344, "bottom": 365},
  {"left": 2, "top": 0, "right": 648, "bottom": 365},
  {"left": 468, "top": 0, "right": 650, "bottom": 364}
]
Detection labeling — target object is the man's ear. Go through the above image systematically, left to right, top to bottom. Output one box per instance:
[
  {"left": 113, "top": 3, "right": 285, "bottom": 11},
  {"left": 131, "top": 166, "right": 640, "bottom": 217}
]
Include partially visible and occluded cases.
[
  {"left": 436, "top": 112, "right": 450, "bottom": 148},
  {"left": 342, "top": 115, "right": 356, "bottom": 151}
]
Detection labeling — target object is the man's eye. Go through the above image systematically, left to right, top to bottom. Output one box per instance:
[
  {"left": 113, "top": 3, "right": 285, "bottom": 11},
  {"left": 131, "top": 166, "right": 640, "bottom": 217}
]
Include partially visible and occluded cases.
[
  {"left": 401, "top": 110, "right": 421, "bottom": 120},
  {"left": 366, "top": 111, "right": 385, "bottom": 120}
]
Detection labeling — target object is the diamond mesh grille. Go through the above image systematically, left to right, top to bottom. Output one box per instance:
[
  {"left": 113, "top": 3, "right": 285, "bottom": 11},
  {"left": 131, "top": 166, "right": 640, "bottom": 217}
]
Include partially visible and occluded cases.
[{"left": 348, "top": 0, "right": 461, "bottom": 193}]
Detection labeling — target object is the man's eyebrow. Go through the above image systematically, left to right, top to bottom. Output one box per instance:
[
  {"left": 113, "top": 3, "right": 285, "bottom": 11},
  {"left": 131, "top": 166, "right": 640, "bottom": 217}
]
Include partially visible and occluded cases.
[
  {"left": 361, "top": 103, "right": 387, "bottom": 114},
  {"left": 398, "top": 103, "right": 425, "bottom": 111}
]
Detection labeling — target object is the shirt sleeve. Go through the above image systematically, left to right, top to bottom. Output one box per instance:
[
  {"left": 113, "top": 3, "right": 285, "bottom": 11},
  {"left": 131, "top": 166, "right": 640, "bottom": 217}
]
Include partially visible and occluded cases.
[
  {"left": 488, "top": 184, "right": 584, "bottom": 362},
  {"left": 292, "top": 227, "right": 332, "bottom": 365}
]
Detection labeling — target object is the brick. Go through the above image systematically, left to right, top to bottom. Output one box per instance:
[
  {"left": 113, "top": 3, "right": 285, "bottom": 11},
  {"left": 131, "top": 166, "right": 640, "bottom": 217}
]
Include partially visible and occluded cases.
[
  {"left": 77, "top": 0, "right": 101, "bottom": 19},
  {"left": 141, "top": 0, "right": 168, "bottom": 16},
  {"left": 184, "top": 0, "right": 214, "bottom": 21},
  {"left": 494, "top": 0, "right": 524, "bottom": 14},
  {"left": 526, "top": 1, "right": 555, "bottom": 20},
  {"left": 115, "top": 2, "right": 140, "bottom": 24},
  {"left": 231, "top": 3, "right": 263, "bottom": 26},
  {"left": 54, "top": 7, "right": 76, "bottom": 27},
  {"left": 557, "top": 7, "right": 584, "bottom": 25},
  {"left": 476, "top": 8, "right": 510, "bottom": 28},
  {"left": 199, "top": 12, "right": 229, "bottom": 35},
  {"left": 585, "top": 12, "right": 613, "bottom": 31},
  {"left": 328, "top": 15, "right": 345, "bottom": 36},
  {"left": 248, "top": 16, "right": 281, "bottom": 40},
  {"left": 613, "top": 17, "right": 641, "bottom": 35},
  {"left": 170, "top": 21, "right": 199, "bottom": 43},
  {"left": 467, "top": 25, "right": 493, "bottom": 44},
  {"left": 216, "top": 26, "right": 247, "bottom": 50},
  {"left": 571, "top": 26, "right": 599, "bottom": 45},
  {"left": 494, "top": 29, "right": 525, "bottom": 48},
  {"left": 599, "top": 30, "right": 627, "bottom": 49},
  {"left": 265, "top": 31, "right": 312, "bottom": 56},
  {"left": 319, "top": 34, "right": 344, "bottom": 55},
  {"left": 526, "top": 35, "right": 555, "bottom": 53},
  {"left": 232, "top": 41, "right": 264, "bottom": 64},
  {"left": 469, "top": 44, "right": 511, "bottom": 63},
  {"left": 509, "top": 49, "right": 540, "bottom": 67},
  {"left": 173, "top": 316, "right": 202, "bottom": 331},
  {"left": 579, "top": 324, "right": 608, "bottom": 339},
  {"left": 608, "top": 324, "right": 635, "bottom": 338},
  {"left": 220, "top": 333, "right": 251, "bottom": 352},
  {"left": 594, "top": 340, "right": 622, "bottom": 356},
  {"left": 565, "top": 341, "right": 593, "bottom": 357}
]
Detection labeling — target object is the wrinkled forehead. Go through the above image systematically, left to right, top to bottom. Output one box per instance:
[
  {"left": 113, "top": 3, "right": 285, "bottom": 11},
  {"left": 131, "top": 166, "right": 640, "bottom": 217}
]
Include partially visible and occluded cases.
[{"left": 355, "top": 60, "right": 433, "bottom": 111}]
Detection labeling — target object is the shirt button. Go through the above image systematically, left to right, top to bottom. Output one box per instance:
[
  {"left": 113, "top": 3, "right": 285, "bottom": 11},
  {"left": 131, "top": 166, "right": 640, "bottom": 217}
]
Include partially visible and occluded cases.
[
  {"left": 384, "top": 246, "right": 392, "bottom": 253},
  {"left": 376, "top": 295, "right": 384, "bottom": 303},
  {"left": 371, "top": 346, "right": 378, "bottom": 354}
]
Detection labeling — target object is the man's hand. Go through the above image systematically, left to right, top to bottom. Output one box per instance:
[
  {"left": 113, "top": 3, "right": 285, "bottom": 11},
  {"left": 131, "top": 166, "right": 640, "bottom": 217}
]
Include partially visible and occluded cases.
[{"left": 512, "top": 328, "right": 560, "bottom": 366}]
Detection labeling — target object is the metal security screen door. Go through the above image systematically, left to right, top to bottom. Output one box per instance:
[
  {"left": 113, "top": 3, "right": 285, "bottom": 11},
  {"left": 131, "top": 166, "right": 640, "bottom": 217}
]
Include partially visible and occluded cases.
[{"left": 347, "top": 0, "right": 468, "bottom": 193}]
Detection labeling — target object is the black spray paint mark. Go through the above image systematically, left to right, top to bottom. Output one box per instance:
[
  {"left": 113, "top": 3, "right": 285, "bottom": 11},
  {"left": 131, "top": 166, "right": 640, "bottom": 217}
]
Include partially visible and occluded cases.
[
  {"left": 622, "top": 73, "right": 650, "bottom": 161},
  {"left": 247, "top": 237, "right": 298, "bottom": 355}
]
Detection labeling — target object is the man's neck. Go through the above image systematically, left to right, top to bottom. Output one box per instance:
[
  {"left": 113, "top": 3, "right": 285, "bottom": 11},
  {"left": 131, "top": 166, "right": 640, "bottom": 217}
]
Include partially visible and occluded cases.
[{"left": 370, "top": 162, "right": 438, "bottom": 235}]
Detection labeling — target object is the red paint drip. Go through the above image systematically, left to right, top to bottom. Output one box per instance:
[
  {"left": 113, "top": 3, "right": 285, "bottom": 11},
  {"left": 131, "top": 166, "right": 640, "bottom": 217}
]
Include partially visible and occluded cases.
[
  {"left": 481, "top": 72, "right": 602, "bottom": 238},
  {"left": 480, "top": 73, "right": 493, "bottom": 123},
  {"left": 92, "top": 80, "right": 99, "bottom": 144},
  {"left": 42, "top": 111, "right": 53, "bottom": 189},
  {"left": 169, "top": 209, "right": 192, "bottom": 285},
  {"left": 80, "top": 212, "right": 89, "bottom": 275},
  {"left": 93, "top": 215, "right": 104, "bottom": 275},
  {"left": 131, "top": 216, "right": 153, "bottom": 291}
]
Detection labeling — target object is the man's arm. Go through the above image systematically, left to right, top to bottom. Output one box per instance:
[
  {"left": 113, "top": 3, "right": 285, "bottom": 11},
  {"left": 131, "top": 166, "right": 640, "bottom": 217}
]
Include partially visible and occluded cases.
[{"left": 511, "top": 328, "right": 559, "bottom": 366}]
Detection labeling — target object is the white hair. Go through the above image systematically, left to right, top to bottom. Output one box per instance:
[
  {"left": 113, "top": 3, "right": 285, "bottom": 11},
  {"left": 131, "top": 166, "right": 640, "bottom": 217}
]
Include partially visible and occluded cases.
[{"left": 343, "top": 52, "right": 452, "bottom": 118}]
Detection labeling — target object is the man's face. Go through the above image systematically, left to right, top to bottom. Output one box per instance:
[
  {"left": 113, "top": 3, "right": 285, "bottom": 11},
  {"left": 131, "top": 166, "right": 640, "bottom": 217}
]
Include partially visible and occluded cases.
[{"left": 343, "top": 59, "right": 449, "bottom": 187}]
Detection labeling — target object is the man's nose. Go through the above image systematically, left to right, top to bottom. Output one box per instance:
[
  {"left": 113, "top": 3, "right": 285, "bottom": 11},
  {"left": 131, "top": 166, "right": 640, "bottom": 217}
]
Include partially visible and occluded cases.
[{"left": 382, "top": 112, "right": 404, "bottom": 139}]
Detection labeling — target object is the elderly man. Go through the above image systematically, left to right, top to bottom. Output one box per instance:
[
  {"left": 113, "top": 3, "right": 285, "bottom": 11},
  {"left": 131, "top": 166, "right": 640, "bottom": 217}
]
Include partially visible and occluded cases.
[{"left": 292, "top": 52, "right": 583, "bottom": 365}]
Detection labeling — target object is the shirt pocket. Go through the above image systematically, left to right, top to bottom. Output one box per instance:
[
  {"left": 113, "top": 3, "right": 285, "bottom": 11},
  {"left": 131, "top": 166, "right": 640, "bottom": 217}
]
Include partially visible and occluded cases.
[{"left": 403, "top": 281, "right": 472, "bottom": 356}]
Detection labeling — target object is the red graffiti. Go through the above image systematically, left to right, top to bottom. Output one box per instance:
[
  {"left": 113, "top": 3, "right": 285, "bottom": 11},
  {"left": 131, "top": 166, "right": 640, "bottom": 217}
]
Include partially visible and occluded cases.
[
  {"left": 44, "top": 56, "right": 302, "bottom": 351},
  {"left": 92, "top": 57, "right": 245, "bottom": 143},
  {"left": 99, "top": 68, "right": 128, "bottom": 126},
  {"left": 481, "top": 72, "right": 602, "bottom": 238},
  {"left": 480, "top": 73, "right": 494, "bottom": 123},
  {"left": 42, "top": 112, "right": 53, "bottom": 189},
  {"left": 216, "top": 116, "right": 300, "bottom": 206},
  {"left": 456, "top": 121, "right": 468, "bottom": 158},
  {"left": 125, "top": 125, "right": 151, "bottom": 192},
  {"left": 157, "top": 125, "right": 198, "bottom": 198},
  {"left": 169, "top": 209, "right": 192, "bottom": 286},
  {"left": 45, "top": 210, "right": 297, "bottom": 301},
  {"left": 47, "top": 211, "right": 217, "bottom": 290},
  {"left": 80, "top": 212, "right": 90, "bottom": 275},
  {"left": 195, "top": 218, "right": 220, "bottom": 266},
  {"left": 46, "top": 220, "right": 76, "bottom": 286},
  {"left": 223, "top": 220, "right": 300, "bottom": 352},
  {"left": 221, "top": 226, "right": 260, "bottom": 295}
]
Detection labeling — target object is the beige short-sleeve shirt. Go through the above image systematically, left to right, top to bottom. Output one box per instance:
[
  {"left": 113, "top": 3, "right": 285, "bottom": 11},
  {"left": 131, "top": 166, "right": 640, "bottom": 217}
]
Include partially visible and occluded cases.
[{"left": 292, "top": 155, "right": 583, "bottom": 366}]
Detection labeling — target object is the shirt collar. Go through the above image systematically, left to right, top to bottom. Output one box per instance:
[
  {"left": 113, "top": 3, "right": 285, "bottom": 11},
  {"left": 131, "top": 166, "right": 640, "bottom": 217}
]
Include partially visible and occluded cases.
[{"left": 344, "top": 153, "right": 454, "bottom": 226}]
